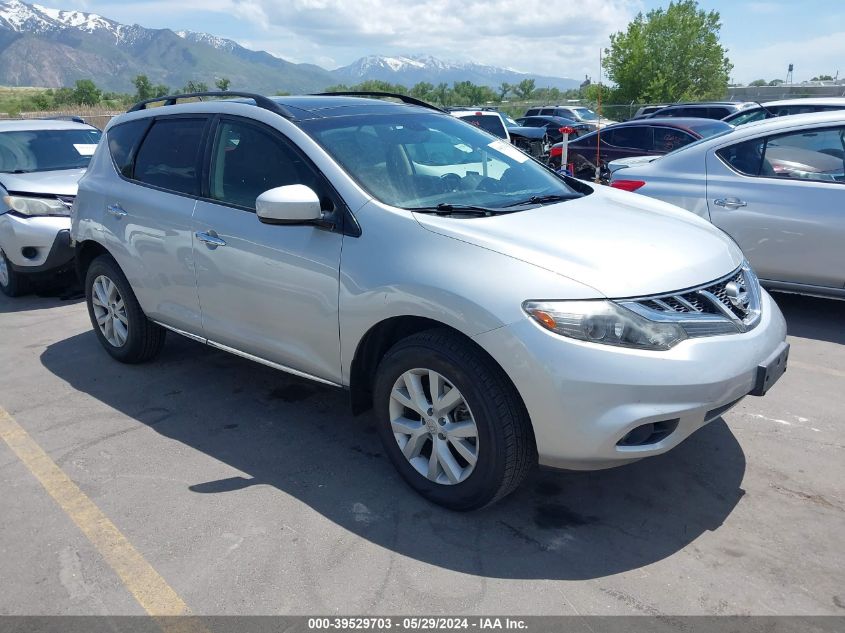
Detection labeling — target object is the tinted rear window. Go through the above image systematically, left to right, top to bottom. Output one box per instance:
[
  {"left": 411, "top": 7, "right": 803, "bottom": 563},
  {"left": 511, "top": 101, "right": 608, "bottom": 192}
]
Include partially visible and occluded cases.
[
  {"left": 458, "top": 115, "right": 507, "bottom": 139},
  {"left": 133, "top": 118, "right": 206, "bottom": 195},
  {"left": 107, "top": 119, "right": 149, "bottom": 178}
]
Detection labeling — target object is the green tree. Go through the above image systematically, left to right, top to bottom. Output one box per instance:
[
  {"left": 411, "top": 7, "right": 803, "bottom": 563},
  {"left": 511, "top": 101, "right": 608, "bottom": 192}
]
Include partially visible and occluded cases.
[
  {"left": 603, "top": 0, "right": 732, "bottom": 103},
  {"left": 133, "top": 75, "right": 154, "bottom": 100},
  {"left": 811, "top": 75, "right": 833, "bottom": 81},
  {"left": 215, "top": 77, "right": 231, "bottom": 91},
  {"left": 513, "top": 78, "right": 536, "bottom": 100},
  {"left": 71, "top": 79, "right": 101, "bottom": 106},
  {"left": 748, "top": 79, "right": 768, "bottom": 87},
  {"left": 768, "top": 79, "right": 784, "bottom": 86},
  {"left": 182, "top": 80, "right": 209, "bottom": 94},
  {"left": 409, "top": 82, "right": 435, "bottom": 102},
  {"left": 498, "top": 82, "right": 511, "bottom": 100}
]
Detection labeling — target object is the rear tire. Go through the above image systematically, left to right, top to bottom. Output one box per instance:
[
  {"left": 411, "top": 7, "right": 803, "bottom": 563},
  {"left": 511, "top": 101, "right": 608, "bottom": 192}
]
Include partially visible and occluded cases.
[
  {"left": 0, "top": 247, "right": 30, "bottom": 297},
  {"left": 84, "top": 255, "right": 166, "bottom": 363},
  {"left": 373, "top": 329, "right": 536, "bottom": 510}
]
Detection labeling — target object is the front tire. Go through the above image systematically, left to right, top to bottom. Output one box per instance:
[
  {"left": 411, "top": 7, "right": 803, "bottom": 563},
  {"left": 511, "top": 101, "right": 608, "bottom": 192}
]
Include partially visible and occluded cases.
[
  {"left": 0, "top": 247, "right": 30, "bottom": 297},
  {"left": 84, "top": 255, "right": 166, "bottom": 363},
  {"left": 373, "top": 329, "right": 536, "bottom": 510}
]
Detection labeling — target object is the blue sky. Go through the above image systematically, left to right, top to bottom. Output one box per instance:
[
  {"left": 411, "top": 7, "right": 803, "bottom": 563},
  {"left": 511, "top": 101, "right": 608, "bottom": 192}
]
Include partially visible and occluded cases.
[{"left": 58, "top": 1, "right": 844, "bottom": 83}]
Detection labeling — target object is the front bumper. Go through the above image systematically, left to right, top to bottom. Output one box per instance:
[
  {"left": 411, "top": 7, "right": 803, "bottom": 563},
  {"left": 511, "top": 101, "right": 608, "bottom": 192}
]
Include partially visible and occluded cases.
[
  {"left": 0, "top": 212, "right": 74, "bottom": 274},
  {"left": 473, "top": 289, "right": 788, "bottom": 470}
]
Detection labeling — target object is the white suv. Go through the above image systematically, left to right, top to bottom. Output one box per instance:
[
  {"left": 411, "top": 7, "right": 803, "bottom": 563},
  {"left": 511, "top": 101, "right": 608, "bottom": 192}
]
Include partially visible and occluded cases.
[
  {"left": 71, "top": 92, "right": 788, "bottom": 510},
  {"left": 0, "top": 119, "right": 102, "bottom": 296}
]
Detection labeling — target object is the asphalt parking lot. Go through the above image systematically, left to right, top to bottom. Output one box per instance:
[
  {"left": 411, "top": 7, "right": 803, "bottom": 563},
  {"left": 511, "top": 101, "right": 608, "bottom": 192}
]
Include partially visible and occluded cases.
[{"left": 1, "top": 289, "right": 843, "bottom": 616}]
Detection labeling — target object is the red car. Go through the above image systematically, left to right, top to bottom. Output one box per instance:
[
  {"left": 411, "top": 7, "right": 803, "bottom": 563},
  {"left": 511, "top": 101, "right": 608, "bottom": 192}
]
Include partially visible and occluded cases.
[{"left": 549, "top": 117, "right": 733, "bottom": 178}]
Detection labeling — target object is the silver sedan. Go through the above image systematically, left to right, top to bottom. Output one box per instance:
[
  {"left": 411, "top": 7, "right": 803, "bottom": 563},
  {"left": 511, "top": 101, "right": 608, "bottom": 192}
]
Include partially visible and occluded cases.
[{"left": 610, "top": 111, "right": 845, "bottom": 300}]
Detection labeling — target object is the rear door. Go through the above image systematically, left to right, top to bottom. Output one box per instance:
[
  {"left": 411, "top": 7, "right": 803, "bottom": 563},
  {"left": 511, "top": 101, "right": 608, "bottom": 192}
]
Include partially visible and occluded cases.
[
  {"left": 100, "top": 115, "right": 209, "bottom": 332},
  {"left": 191, "top": 116, "right": 345, "bottom": 383},
  {"left": 706, "top": 125, "right": 845, "bottom": 289},
  {"left": 601, "top": 126, "right": 653, "bottom": 162}
]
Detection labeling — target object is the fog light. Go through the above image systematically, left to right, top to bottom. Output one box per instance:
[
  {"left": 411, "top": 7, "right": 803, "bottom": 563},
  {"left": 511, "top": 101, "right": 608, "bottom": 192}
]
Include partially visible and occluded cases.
[{"left": 21, "top": 247, "right": 37, "bottom": 259}]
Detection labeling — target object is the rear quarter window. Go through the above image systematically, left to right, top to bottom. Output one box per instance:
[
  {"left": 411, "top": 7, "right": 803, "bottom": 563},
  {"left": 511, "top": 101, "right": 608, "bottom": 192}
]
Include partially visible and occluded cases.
[{"left": 107, "top": 119, "right": 150, "bottom": 178}]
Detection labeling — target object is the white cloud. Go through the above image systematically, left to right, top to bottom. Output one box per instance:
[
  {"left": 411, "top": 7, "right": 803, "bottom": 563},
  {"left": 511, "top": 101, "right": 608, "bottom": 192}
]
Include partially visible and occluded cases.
[{"left": 233, "top": 0, "right": 637, "bottom": 78}]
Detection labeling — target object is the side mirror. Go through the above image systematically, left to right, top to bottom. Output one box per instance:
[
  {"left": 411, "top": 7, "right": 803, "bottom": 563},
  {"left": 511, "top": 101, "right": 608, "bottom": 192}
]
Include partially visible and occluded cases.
[{"left": 256, "top": 185, "right": 322, "bottom": 225}]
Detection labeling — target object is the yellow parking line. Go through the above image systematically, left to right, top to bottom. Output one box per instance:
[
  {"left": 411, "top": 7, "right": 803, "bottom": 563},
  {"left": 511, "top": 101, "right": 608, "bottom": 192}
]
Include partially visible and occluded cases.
[{"left": 0, "top": 407, "right": 190, "bottom": 617}]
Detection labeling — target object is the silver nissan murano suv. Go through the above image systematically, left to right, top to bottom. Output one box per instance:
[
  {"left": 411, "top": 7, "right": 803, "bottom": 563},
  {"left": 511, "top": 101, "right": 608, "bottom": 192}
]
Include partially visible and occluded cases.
[{"left": 71, "top": 92, "right": 789, "bottom": 510}]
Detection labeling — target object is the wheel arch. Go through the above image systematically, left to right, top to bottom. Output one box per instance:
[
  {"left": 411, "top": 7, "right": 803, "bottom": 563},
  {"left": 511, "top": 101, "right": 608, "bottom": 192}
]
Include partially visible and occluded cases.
[
  {"left": 74, "top": 239, "right": 114, "bottom": 283},
  {"left": 348, "top": 315, "right": 527, "bottom": 421}
]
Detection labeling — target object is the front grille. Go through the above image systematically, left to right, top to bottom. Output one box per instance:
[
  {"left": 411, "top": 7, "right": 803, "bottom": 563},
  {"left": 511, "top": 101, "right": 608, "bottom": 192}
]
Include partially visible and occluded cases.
[
  {"left": 620, "top": 264, "right": 762, "bottom": 337},
  {"left": 639, "top": 269, "right": 749, "bottom": 320}
]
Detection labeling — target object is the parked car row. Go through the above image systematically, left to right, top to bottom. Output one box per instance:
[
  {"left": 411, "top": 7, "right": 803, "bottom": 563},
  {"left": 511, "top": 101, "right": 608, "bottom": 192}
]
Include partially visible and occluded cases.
[
  {"left": 1, "top": 91, "right": 799, "bottom": 511},
  {"left": 547, "top": 117, "right": 733, "bottom": 178}
]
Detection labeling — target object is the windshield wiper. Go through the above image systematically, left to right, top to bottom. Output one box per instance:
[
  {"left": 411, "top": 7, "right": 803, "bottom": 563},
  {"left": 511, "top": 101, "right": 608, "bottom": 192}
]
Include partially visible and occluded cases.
[
  {"left": 501, "top": 193, "right": 579, "bottom": 208},
  {"left": 409, "top": 203, "right": 506, "bottom": 217}
]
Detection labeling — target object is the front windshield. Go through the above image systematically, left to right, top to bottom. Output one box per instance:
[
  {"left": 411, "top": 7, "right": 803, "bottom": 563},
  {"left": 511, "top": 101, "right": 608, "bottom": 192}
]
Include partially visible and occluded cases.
[
  {"left": 573, "top": 108, "right": 598, "bottom": 121},
  {"left": 301, "top": 113, "right": 582, "bottom": 211},
  {"left": 0, "top": 128, "right": 102, "bottom": 172}
]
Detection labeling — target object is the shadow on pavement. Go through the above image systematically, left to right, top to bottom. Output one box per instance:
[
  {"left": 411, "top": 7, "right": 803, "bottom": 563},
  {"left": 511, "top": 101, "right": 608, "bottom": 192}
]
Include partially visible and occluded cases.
[
  {"left": 772, "top": 292, "right": 845, "bottom": 346},
  {"left": 41, "top": 330, "right": 747, "bottom": 581}
]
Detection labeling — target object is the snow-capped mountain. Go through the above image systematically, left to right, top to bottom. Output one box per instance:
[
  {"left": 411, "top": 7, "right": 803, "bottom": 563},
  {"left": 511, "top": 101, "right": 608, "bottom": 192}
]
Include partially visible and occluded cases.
[
  {"left": 0, "top": 0, "right": 336, "bottom": 92},
  {"left": 0, "top": 0, "right": 147, "bottom": 44},
  {"left": 0, "top": 1, "right": 578, "bottom": 95},
  {"left": 176, "top": 29, "right": 240, "bottom": 54},
  {"left": 334, "top": 54, "right": 579, "bottom": 91}
]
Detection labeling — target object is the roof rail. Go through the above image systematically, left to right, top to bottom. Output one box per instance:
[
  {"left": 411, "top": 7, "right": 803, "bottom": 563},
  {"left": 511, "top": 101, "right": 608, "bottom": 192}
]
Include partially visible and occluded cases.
[
  {"left": 126, "top": 91, "right": 297, "bottom": 120},
  {"left": 310, "top": 91, "right": 446, "bottom": 113},
  {"left": 37, "top": 115, "right": 87, "bottom": 124}
]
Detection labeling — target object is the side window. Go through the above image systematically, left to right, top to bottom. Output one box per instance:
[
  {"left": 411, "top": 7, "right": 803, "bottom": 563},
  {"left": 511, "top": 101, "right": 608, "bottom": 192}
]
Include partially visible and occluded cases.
[
  {"left": 707, "top": 108, "right": 730, "bottom": 119},
  {"left": 133, "top": 118, "right": 206, "bottom": 195},
  {"left": 107, "top": 119, "right": 149, "bottom": 178},
  {"left": 209, "top": 119, "right": 324, "bottom": 210},
  {"left": 604, "top": 126, "right": 652, "bottom": 149},
  {"left": 763, "top": 127, "right": 845, "bottom": 183},
  {"left": 654, "top": 128, "right": 693, "bottom": 152},
  {"left": 717, "top": 138, "right": 766, "bottom": 176}
]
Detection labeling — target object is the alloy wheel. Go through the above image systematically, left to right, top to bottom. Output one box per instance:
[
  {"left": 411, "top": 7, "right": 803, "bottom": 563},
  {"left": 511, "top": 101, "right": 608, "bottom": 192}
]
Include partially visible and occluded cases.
[
  {"left": 0, "top": 248, "right": 9, "bottom": 287},
  {"left": 91, "top": 274, "right": 129, "bottom": 347},
  {"left": 388, "top": 368, "right": 479, "bottom": 485}
]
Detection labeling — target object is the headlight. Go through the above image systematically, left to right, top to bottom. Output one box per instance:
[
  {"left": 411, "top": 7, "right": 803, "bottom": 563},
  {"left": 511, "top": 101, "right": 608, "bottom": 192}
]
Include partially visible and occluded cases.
[
  {"left": 4, "top": 195, "right": 69, "bottom": 217},
  {"left": 523, "top": 300, "right": 687, "bottom": 351}
]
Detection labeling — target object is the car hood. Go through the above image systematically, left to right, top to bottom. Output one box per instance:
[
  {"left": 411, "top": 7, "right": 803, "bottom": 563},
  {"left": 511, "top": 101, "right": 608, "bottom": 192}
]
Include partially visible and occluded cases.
[
  {"left": 0, "top": 168, "right": 86, "bottom": 196},
  {"left": 413, "top": 186, "right": 743, "bottom": 298}
]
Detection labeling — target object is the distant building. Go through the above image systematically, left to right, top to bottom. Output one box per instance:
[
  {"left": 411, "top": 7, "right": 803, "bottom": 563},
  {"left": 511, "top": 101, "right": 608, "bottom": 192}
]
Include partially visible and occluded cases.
[{"left": 580, "top": 75, "right": 591, "bottom": 91}]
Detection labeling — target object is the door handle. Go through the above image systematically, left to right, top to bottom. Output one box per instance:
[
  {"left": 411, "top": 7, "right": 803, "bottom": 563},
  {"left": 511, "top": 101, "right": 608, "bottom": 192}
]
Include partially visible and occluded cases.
[
  {"left": 714, "top": 197, "right": 747, "bottom": 209},
  {"left": 106, "top": 203, "right": 127, "bottom": 218},
  {"left": 195, "top": 230, "right": 226, "bottom": 248}
]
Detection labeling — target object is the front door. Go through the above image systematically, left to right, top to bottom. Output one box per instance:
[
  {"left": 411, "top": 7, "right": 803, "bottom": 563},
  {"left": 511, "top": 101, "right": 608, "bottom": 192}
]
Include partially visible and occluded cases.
[{"left": 191, "top": 117, "right": 344, "bottom": 384}]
